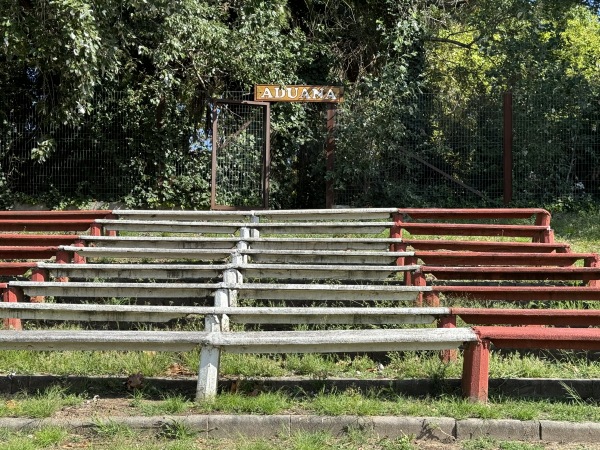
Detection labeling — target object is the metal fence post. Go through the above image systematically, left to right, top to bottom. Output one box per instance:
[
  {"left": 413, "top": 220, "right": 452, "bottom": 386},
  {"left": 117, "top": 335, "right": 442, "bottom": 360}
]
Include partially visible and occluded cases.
[{"left": 503, "top": 91, "right": 513, "bottom": 205}]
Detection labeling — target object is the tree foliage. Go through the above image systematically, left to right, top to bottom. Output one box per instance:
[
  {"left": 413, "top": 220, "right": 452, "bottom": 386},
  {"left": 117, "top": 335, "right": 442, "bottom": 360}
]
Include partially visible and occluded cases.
[{"left": 1, "top": 0, "right": 599, "bottom": 208}]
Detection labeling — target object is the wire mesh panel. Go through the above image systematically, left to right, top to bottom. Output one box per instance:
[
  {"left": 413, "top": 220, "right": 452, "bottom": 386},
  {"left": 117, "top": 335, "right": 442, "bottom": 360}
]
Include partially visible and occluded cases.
[
  {"left": 0, "top": 91, "right": 137, "bottom": 200},
  {"left": 333, "top": 93, "right": 503, "bottom": 208},
  {"left": 512, "top": 93, "right": 600, "bottom": 204},
  {"left": 211, "top": 100, "right": 270, "bottom": 209}
]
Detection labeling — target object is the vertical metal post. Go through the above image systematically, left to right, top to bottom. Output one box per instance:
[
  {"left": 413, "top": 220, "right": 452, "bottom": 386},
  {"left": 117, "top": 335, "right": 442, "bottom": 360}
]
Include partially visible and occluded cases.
[
  {"left": 503, "top": 91, "right": 513, "bottom": 206},
  {"left": 210, "top": 100, "right": 219, "bottom": 210},
  {"left": 263, "top": 102, "right": 271, "bottom": 209},
  {"left": 326, "top": 104, "right": 336, "bottom": 209},
  {"left": 3, "top": 287, "right": 22, "bottom": 330},
  {"left": 462, "top": 339, "right": 491, "bottom": 403}
]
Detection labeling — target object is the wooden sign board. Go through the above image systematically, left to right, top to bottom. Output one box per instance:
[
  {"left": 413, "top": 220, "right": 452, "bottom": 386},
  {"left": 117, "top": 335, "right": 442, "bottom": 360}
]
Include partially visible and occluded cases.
[{"left": 254, "top": 85, "right": 343, "bottom": 103}]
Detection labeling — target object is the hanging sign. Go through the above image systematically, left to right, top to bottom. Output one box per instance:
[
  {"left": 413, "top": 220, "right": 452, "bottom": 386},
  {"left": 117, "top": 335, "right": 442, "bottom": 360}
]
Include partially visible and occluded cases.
[{"left": 254, "top": 85, "right": 344, "bottom": 103}]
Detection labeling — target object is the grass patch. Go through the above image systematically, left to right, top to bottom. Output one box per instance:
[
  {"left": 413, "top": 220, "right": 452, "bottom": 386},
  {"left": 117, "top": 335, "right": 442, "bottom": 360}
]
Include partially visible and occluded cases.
[
  {"left": 0, "top": 386, "right": 83, "bottom": 418},
  {"left": 188, "top": 387, "right": 600, "bottom": 422},
  {"left": 198, "top": 391, "right": 294, "bottom": 415},
  {"left": 135, "top": 393, "right": 194, "bottom": 416}
]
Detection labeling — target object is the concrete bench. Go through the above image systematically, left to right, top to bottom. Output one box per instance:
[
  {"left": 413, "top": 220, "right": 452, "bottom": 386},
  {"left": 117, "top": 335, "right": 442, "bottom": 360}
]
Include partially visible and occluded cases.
[
  {"left": 111, "top": 208, "right": 547, "bottom": 223},
  {"left": 112, "top": 208, "right": 397, "bottom": 222},
  {"left": 95, "top": 219, "right": 394, "bottom": 236},
  {"left": 80, "top": 236, "right": 403, "bottom": 251},
  {"left": 59, "top": 245, "right": 235, "bottom": 262},
  {"left": 61, "top": 246, "right": 411, "bottom": 265},
  {"left": 238, "top": 249, "right": 408, "bottom": 265},
  {"left": 36, "top": 262, "right": 416, "bottom": 282},
  {"left": 36, "top": 262, "right": 230, "bottom": 281},
  {"left": 237, "top": 263, "right": 415, "bottom": 281},
  {"left": 4, "top": 280, "right": 428, "bottom": 329},
  {"left": 7, "top": 281, "right": 428, "bottom": 304},
  {"left": 8, "top": 281, "right": 222, "bottom": 300},
  {"left": 0, "top": 302, "right": 450, "bottom": 326},
  {"left": 0, "top": 327, "right": 477, "bottom": 400},
  {"left": 463, "top": 327, "right": 600, "bottom": 402}
]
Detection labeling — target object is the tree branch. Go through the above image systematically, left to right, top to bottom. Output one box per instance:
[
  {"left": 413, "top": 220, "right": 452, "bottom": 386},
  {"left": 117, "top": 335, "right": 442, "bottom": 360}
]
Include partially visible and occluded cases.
[{"left": 426, "top": 36, "right": 475, "bottom": 49}]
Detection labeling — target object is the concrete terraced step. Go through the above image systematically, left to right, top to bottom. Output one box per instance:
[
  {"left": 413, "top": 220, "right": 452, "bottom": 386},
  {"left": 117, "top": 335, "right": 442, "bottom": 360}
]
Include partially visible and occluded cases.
[
  {"left": 112, "top": 208, "right": 397, "bottom": 222},
  {"left": 95, "top": 219, "right": 395, "bottom": 235},
  {"left": 80, "top": 236, "right": 403, "bottom": 251},
  {"left": 37, "top": 262, "right": 420, "bottom": 281},
  {"left": 9, "top": 281, "right": 430, "bottom": 301},
  {"left": 0, "top": 302, "right": 451, "bottom": 324}
]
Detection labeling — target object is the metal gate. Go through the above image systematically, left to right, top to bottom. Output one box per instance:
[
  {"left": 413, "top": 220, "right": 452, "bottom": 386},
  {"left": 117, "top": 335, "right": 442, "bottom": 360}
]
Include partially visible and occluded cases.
[{"left": 210, "top": 100, "right": 270, "bottom": 210}]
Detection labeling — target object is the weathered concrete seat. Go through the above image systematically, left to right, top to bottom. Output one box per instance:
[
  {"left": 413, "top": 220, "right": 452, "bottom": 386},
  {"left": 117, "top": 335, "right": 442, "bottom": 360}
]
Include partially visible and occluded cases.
[
  {"left": 112, "top": 208, "right": 397, "bottom": 222},
  {"left": 94, "top": 219, "right": 394, "bottom": 235},
  {"left": 80, "top": 236, "right": 403, "bottom": 251},
  {"left": 59, "top": 245, "right": 234, "bottom": 262},
  {"left": 61, "top": 246, "right": 411, "bottom": 265},
  {"left": 239, "top": 249, "right": 409, "bottom": 265},
  {"left": 36, "top": 262, "right": 417, "bottom": 282},
  {"left": 36, "top": 262, "right": 230, "bottom": 281},
  {"left": 237, "top": 263, "right": 416, "bottom": 281},
  {"left": 7, "top": 280, "right": 428, "bottom": 304},
  {"left": 8, "top": 281, "right": 222, "bottom": 299},
  {"left": 233, "top": 283, "right": 429, "bottom": 302},
  {"left": 0, "top": 302, "right": 450, "bottom": 326},
  {"left": 0, "top": 326, "right": 477, "bottom": 400}
]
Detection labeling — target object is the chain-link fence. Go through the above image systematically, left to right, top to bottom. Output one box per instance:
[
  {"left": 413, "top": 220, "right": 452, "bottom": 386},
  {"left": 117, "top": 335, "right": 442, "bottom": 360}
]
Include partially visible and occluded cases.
[
  {"left": 1, "top": 89, "right": 598, "bottom": 208},
  {"left": 333, "top": 91, "right": 600, "bottom": 208},
  {"left": 512, "top": 92, "right": 600, "bottom": 205},
  {"left": 333, "top": 93, "right": 504, "bottom": 207}
]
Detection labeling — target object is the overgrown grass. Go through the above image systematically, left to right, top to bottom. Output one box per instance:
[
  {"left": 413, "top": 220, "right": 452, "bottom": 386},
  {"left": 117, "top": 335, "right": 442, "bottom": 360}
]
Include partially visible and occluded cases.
[
  {"left": 3, "top": 348, "right": 600, "bottom": 381},
  {"left": 5, "top": 383, "right": 600, "bottom": 423},
  {"left": 0, "top": 386, "right": 83, "bottom": 418},
  {"left": 192, "top": 388, "right": 600, "bottom": 422}
]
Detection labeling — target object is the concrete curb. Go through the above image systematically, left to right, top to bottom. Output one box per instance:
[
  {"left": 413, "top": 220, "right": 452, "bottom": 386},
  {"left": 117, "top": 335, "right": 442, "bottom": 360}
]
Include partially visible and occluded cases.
[{"left": 1, "top": 414, "right": 600, "bottom": 444}]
